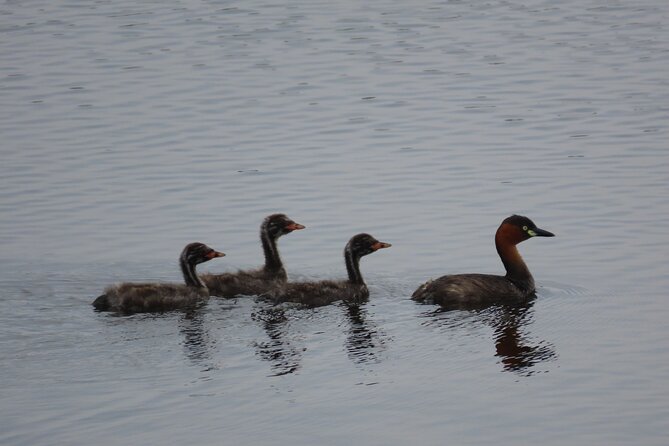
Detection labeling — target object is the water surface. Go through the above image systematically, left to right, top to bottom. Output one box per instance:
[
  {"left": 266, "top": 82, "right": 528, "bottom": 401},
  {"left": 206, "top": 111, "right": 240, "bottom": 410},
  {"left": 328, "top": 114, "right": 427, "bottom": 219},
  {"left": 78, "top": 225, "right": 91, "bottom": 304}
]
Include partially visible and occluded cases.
[{"left": 1, "top": 0, "right": 668, "bottom": 444}]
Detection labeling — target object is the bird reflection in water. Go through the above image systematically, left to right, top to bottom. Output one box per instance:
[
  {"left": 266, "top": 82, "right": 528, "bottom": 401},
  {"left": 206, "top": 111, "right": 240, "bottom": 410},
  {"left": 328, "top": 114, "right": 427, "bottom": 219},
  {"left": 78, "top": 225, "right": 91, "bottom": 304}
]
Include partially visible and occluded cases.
[
  {"left": 420, "top": 298, "right": 556, "bottom": 376},
  {"left": 252, "top": 301, "right": 388, "bottom": 374},
  {"left": 490, "top": 301, "right": 556, "bottom": 374},
  {"left": 344, "top": 303, "right": 387, "bottom": 365},
  {"left": 252, "top": 307, "right": 303, "bottom": 376},
  {"left": 178, "top": 308, "right": 218, "bottom": 372}
]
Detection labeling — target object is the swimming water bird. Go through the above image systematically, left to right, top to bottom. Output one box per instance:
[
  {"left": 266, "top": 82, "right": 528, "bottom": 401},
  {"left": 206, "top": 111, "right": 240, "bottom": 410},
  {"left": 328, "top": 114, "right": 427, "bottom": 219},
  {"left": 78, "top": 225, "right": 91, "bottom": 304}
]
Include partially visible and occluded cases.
[
  {"left": 200, "top": 214, "right": 305, "bottom": 297},
  {"left": 411, "top": 215, "right": 554, "bottom": 308},
  {"left": 268, "top": 233, "right": 391, "bottom": 307},
  {"left": 93, "top": 242, "right": 225, "bottom": 314}
]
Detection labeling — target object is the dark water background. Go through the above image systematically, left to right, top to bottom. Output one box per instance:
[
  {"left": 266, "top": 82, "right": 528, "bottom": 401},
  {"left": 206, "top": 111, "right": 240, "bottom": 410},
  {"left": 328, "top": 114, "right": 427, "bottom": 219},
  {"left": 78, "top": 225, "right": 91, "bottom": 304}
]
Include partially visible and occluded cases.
[{"left": 1, "top": 0, "right": 668, "bottom": 444}]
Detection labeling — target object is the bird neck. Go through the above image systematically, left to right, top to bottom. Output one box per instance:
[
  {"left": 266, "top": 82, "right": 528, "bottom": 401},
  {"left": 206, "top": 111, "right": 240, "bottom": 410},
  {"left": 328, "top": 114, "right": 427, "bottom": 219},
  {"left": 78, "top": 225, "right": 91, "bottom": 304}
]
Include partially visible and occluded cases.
[
  {"left": 261, "top": 229, "right": 283, "bottom": 273},
  {"left": 495, "top": 236, "right": 534, "bottom": 292},
  {"left": 345, "top": 248, "right": 364, "bottom": 285},
  {"left": 180, "top": 257, "right": 205, "bottom": 288}
]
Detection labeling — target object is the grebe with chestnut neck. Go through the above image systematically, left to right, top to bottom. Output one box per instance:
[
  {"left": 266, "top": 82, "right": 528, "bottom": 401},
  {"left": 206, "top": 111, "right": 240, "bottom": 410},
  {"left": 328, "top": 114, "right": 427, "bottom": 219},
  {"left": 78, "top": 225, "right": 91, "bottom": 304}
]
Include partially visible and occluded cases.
[
  {"left": 201, "top": 213, "right": 304, "bottom": 298},
  {"left": 412, "top": 215, "right": 554, "bottom": 308}
]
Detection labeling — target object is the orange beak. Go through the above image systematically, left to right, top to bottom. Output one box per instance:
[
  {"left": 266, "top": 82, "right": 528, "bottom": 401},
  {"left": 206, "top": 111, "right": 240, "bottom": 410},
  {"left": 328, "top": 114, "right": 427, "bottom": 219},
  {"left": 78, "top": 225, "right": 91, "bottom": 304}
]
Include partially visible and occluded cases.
[
  {"left": 285, "top": 222, "right": 305, "bottom": 231},
  {"left": 371, "top": 241, "right": 392, "bottom": 251},
  {"left": 206, "top": 250, "right": 226, "bottom": 259}
]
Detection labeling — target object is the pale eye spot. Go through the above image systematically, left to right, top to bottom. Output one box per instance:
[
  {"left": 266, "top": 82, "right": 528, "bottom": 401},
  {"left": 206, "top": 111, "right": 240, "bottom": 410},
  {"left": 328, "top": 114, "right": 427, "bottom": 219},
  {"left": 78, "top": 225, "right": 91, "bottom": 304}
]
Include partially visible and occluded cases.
[{"left": 522, "top": 226, "right": 528, "bottom": 231}]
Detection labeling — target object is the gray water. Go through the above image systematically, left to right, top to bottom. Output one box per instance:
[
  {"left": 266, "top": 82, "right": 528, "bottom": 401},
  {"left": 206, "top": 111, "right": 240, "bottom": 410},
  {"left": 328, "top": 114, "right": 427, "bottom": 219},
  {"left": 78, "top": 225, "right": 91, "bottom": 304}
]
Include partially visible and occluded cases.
[{"left": 2, "top": 0, "right": 668, "bottom": 444}]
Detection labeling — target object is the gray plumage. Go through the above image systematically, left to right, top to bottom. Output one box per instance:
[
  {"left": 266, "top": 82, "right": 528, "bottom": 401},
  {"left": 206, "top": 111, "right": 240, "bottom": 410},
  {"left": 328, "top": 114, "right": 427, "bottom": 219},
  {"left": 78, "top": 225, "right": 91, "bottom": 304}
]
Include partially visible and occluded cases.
[
  {"left": 201, "top": 214, "right": 304, "bottom": 298},
  {"left": 268, "top": 233, "right": 391, "bottom": 307},
  {"left": 93, "top": 242, "right": 225, "bottom": 314}
]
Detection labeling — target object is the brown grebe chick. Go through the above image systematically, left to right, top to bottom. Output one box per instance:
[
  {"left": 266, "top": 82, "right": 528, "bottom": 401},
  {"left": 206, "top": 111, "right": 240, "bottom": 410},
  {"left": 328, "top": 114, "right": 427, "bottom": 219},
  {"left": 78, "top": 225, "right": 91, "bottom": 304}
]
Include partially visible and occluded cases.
[
  {"left": 201, "top": 213, "right": 305, "bottom": 298},
  {"left": 412, "top": 215, "right": 554, "bottom": 308},
  {"left": 269, "top": 233, "right": 391, "bottom": 307},
  {"left": 93, "top": 242, "right": 225, "bottom": 314}
]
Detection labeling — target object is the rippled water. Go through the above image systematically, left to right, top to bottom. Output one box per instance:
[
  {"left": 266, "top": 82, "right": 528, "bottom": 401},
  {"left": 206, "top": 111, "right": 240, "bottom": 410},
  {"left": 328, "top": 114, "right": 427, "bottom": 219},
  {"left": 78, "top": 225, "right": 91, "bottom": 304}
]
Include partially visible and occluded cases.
[{"left": 2, "top": 0, "right": 668, "bottom": 444}]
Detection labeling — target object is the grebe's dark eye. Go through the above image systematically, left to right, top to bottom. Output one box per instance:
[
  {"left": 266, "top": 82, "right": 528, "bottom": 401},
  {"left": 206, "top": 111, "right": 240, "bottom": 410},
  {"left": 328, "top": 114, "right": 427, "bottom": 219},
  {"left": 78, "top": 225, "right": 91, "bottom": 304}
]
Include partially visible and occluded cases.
[{"left": 522, "top": 226, "right": 528, "bottom": 231}]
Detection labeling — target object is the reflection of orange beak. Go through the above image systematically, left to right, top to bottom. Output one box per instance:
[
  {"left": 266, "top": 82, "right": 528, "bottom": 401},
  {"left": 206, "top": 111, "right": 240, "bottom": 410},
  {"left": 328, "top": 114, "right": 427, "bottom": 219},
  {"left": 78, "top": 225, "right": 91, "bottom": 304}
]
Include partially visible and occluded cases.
[
  {"left": 285, "top": 222, "right": 305, "bottom": 231},
  {"left": 371, "top": 241, "right": 392, "bottom": 251},
  {"left": 206, "top": 250, "right": 226, "bottom": 259}
]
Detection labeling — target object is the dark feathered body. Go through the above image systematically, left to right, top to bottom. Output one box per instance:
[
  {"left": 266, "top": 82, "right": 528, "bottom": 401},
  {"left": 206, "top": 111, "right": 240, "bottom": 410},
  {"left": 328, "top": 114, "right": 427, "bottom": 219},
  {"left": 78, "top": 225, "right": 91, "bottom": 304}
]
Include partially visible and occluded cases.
[
  {"left": 202, "top": 214, "right": 304, "bottom": 298},
  {"left": 412, "top": 215, "right": 554, "bottom": 308},
  {"left": 269, "top": 233, "right": 390, "bottom": 308},
  {"left": 93, "top": 242, "right": 224, "bottom": 314},
  {"left": 200, "top": 268, "right": 286, "bottom": 298},
  {"left": 411, "top": 274, "right": 534, "bottom": 309},
  {"left": 270, "top": 281, "right": 369, "bottom": 308},
  {"left": 93, "top": 283, "right": 208, "bottom": 313}
]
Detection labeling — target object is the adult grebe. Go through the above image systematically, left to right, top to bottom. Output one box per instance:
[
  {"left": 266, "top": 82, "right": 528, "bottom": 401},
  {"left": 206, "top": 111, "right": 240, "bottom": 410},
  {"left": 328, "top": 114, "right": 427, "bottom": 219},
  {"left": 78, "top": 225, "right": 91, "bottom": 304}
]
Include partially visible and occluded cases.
[
  {"left": 201, "top": 213, "right": 304, "bottom": 297},
  {"left": 412, "top": 215, "right": 554, "bottom": 308},
  {"left": 268, "top": 233, "right": 391, "bottom": 307},
  {"left": 93, "top": 242, "right": 225, "bottom": 314}
]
